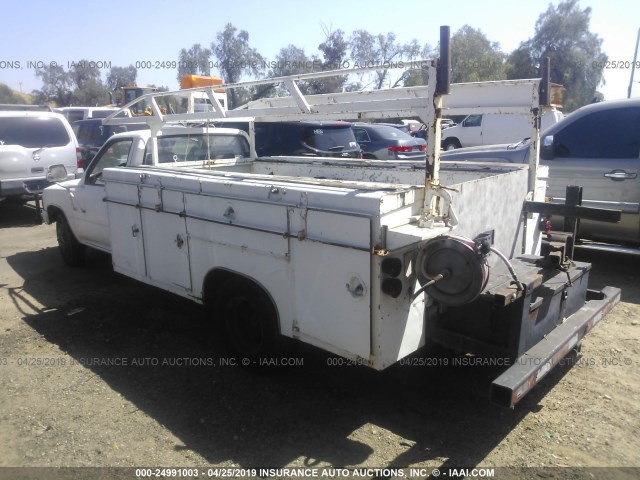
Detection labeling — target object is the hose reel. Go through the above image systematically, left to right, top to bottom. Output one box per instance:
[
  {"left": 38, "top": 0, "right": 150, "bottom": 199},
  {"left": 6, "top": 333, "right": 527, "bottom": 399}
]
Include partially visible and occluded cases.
[{"left": 415, "top": 235, "right": 490, "bottom": 306}]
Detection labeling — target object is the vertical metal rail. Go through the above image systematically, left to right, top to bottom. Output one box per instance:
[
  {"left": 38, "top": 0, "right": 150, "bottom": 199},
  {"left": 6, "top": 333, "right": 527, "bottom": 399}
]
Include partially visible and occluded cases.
[
  {"left": 421, "top": 26, "right": 450, "bottom": 225},
  {"left": 628, "top": 28, "right": 640, "bottom": 99},
  {"left": 527, "top": 57, "right": 549, "bottom": 196}
]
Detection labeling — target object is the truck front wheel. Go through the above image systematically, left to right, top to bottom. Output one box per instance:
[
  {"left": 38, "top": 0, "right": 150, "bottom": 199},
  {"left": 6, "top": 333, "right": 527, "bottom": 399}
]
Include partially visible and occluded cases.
[
  {"left": 443, "top": 138, "right": 461, "bottom": 151},
  {"left": 56, "top": 215, "right": 85, "bottom": 267},
  {"left": 217, "top": 277, "right": 279, "bottom": 361}
]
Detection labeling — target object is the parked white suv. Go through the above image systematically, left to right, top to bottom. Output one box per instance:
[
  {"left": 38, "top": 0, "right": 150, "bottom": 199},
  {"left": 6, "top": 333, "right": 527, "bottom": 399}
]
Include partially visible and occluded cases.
[{"left": 0, "top": 111, "right": 79, "bottom": 200}]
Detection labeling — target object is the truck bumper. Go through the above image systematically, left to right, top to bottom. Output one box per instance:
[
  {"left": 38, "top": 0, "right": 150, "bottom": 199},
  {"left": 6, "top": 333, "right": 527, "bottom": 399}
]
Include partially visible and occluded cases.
[
  {"left": 0, "top": 175, "right": 72, "bottom": 198},
  {"left": 0, "top": 178, "right": 49, "bottom": 197},
  {"left": 490, "top": 286, "right": 621, "bottom": 408}
]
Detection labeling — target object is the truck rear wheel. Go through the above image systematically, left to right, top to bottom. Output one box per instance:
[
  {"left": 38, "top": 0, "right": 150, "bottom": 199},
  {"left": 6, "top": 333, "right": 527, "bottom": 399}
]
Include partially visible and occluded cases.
[
  {"left": 56, "top": 215, "right": 85, "bottom": 267},
  {"left": 217, "top": 277, "right": 279, "bottom": 362}
]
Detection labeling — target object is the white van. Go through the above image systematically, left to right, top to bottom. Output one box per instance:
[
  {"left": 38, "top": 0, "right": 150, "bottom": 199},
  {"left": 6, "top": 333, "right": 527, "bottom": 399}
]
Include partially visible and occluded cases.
[{"left": 441, "top": 109, "right": 563, "bottom": 150}]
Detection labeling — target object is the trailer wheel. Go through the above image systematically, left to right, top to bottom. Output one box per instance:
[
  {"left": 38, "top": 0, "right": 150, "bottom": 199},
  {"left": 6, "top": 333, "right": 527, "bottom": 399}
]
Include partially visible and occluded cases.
[
  {"left": 56, "top": 215, "right": 85, "bottom": 267},
  {"left": 217, "top": 277, "right": 279, "bottom": 361}
]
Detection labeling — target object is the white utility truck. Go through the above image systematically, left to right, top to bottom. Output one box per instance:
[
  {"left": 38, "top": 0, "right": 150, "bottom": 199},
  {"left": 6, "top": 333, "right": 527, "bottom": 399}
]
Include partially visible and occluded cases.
[{"left": 42, "top": 29, "right": 620, "bottom": 407}]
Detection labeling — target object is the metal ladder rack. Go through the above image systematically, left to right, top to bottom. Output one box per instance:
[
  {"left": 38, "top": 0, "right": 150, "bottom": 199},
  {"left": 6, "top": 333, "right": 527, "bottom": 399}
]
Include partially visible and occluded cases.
[{"left": 104, "top": 26, "right": 548, "bottom": 227}]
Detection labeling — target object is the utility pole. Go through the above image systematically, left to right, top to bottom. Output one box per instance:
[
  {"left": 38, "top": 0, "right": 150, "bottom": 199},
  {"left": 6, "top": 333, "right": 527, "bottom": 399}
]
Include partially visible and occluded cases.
[{"left": 628, "top": 28, "right": 640, "bottom": 98}]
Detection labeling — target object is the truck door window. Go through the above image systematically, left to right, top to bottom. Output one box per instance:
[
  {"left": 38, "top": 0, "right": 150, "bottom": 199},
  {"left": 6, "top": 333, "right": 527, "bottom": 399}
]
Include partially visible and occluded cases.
[
  {"left": 554, "top": 107, "right": 640, "bottom": 159},
  {"left": 463, "top": 115, "right": 482, "bottom": 127},
  {"left": 254, "top": 125, "right": 270, "bottom": 156},
  {"left": 354, "top": 129, "right": 371, "bottom": 143},
  {"left": 151, "top": 134, "right": 251, "bottom": 163},
  {"left": 85, "top": 138, "right": 134, "bottom": 185}
]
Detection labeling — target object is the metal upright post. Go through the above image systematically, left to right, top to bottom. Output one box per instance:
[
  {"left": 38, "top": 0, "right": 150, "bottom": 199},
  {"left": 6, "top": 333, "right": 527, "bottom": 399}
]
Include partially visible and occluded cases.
[{"left": 628, "top": 28, "right": 640, "bottom": 99}]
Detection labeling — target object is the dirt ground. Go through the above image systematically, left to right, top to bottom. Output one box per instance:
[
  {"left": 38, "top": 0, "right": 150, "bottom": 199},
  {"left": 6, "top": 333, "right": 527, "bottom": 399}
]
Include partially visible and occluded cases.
[{"left": 1, "top": 200, "right": 639, "bottom": 479}]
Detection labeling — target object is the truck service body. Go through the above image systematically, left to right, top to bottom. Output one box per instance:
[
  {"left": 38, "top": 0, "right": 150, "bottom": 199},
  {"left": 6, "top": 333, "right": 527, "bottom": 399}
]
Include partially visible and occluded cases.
[{"left": 42, "top": 33, "right": 620, "bottom": 407}]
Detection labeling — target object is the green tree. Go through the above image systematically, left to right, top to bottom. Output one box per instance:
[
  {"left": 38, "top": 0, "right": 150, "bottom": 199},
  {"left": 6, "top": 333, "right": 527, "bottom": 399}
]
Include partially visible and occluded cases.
[
  {"left": 506, "top": 0, "right": 607, "bottom": 111},
  {"left": 210, "top": 23, "right": 265, "bottom": 108},
  {"left": 450, "top": 25, "right": 506, "bottom": 83},
  {"left": 308, "top": 27, "right": 349, "bottom": 94},
  {"left": 349, "top": 31, "right": 428, "bottom": 89},
  {"left": 350, "top": 31, "right": 403, "bottom": 89},
  {"left": 402, "top": 41, "right": 435, "bottom": 87},
  {"left": 177, "top": 44, "right": 212, "bottom": 81},
  {"left": 505, "top": 44, "right": 538, "bottom": 80},
  {"left": 266, "top": 45, "right": 316, "bottom": 97},
  {"left": 68, "top": 60, "right": 109, "bottom": 105},
  {"left": 68, "top": 60, "right": 102, "bottom": 90},
  {"left": 33, "top": 64, "right": 73, "bottom": 106},
  {"left": 107, "top": 66, "right": 137, "bottom": 92},
  {"left": 72, "top": 82, "right": 109, "bottom": 106},
  {"left": 0, "top": 83, "right": 28, "bottom": 104}
]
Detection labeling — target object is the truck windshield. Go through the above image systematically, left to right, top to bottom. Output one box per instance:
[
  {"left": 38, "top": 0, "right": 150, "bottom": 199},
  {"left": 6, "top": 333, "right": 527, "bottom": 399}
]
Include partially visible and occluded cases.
[{"left": 150, "top": 134, "right": 250, "bottom": 163}]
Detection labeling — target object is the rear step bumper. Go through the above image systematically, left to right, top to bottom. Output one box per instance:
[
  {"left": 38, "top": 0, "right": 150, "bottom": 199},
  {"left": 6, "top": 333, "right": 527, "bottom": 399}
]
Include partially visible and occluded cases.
[{"left": 491, "top": 286, "right": 621, "bottom": 408}]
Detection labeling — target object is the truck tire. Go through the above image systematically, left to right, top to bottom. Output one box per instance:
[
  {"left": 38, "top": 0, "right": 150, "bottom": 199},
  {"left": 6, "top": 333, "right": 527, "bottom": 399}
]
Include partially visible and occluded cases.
[
  {"left": 443, "top": 138, "right": 461, "bottom": 151},
  {"left": 56, "top": 215, "right": 85, "bottom": 267},
  {"left": 217, "top": 277, "right": 279, "bottom": 361}
]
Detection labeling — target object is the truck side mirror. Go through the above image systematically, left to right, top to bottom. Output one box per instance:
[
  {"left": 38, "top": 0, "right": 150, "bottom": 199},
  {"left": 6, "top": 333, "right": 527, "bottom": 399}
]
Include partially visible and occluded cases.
[{"left": 540, "top": 135, "right": 555, "bottom": 160}]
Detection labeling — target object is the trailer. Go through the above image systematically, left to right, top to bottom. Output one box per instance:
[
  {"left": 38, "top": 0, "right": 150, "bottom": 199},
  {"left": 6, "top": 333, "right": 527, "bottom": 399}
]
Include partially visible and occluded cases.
[{"left": 43, "top": 27, "right": 620, "bottom": 408}]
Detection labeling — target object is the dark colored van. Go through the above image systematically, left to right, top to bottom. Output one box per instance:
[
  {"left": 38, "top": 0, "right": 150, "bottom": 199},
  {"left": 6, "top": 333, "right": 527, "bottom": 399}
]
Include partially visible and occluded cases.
[
  {"left": 73, "top": 119, "right": 149, "bottom": 168},
  {"left": 217, "top": 121, "right": 361, "bottom": 158}
]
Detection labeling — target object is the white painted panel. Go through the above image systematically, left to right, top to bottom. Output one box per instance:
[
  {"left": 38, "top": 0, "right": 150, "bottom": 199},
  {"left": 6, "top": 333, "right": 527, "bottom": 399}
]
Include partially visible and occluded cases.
[
  {"left": 104, "top": 181, "right": 138, "bottom": 205},
  {"left": 139, "top": 184, "right": 163, "bottom": 211},
  {"left": 184, "top": 193, "right": 289, "bottom": 233},
  {"left": 108, "top": 202, "right": 146, "bottom": 278},
  {"left": 141, "top": 208, "right": 192, "bottom": 292},
  {"left": 305, "top": 211, "right": 371, "bottom": 250},
  {"left": 186, "top": 218, "right": 289, "bottom": 258},
  {"left": 186, "top": 232, "right": 295, "bottom": 333},
  {"left": 292, "top": 242, "right": 371, "bottom": 359}
]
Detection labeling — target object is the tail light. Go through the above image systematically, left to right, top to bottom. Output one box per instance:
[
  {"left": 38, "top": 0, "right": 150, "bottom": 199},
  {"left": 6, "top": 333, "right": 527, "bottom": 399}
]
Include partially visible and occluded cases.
[
  {"left": 418, "top": 145, "right": 427, "bottom": 151},
  {"left": 388, "top": 146, "right": 413, "bottom": 153},
  {"left": 76, "top": 147, "right": 83, "bottom": 169},
  {"left": 381, "top": 257, "right": 404, "bottom": 298}
]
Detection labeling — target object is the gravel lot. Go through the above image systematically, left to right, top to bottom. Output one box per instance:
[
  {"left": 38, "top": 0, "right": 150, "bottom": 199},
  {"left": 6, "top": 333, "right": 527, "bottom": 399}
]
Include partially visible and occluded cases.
[{"left": 1, "top": 200, "right": 639, "bottom": 479}]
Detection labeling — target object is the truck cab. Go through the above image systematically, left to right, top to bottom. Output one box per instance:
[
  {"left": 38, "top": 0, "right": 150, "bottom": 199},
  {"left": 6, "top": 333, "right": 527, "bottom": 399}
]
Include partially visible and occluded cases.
[{"left": 42, "top": 126, "right": 251, "bottom": 258}]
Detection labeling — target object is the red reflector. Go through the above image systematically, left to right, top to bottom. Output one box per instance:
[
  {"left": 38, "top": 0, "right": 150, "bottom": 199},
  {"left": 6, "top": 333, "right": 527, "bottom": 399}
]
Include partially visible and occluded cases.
[
  {"left": 388, "top": 146, "right": 413, "bottom": 152},
  {"left": 76, "top": 147, "right": 83, "bottom": 169}
]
